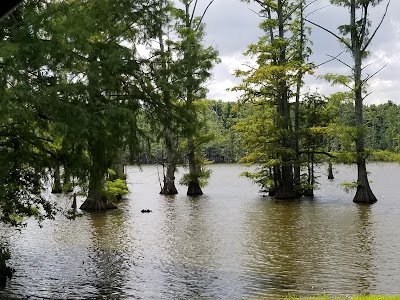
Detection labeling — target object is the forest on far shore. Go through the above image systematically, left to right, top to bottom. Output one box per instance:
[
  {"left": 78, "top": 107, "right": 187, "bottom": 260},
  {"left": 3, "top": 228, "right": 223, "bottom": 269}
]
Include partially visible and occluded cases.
[{"left": 142, "top": 99, "right": 400, "bottom": 165}]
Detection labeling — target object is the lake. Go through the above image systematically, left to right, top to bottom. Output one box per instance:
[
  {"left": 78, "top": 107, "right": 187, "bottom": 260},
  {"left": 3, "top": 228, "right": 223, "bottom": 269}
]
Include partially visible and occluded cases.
[{"left": 1, "top": 163, "right": 400, "bottom": 299}]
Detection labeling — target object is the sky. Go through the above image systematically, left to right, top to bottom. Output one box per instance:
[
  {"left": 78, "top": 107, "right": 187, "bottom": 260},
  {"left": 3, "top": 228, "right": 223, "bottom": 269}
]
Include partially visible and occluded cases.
[{"left": 192, "top": 0, "right": 400, "bottom": 105}]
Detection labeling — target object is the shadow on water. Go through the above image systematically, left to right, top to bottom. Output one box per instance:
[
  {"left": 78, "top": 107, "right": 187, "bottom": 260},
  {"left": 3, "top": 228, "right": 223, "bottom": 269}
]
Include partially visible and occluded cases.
[{"left": 83, "top": 206, "right": 133, "bottom": 299}]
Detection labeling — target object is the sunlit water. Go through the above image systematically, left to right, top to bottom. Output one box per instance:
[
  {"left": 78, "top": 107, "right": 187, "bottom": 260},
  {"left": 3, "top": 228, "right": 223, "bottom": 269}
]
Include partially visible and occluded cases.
[{"left": 1, "top": 163, "right": 400, "bottom": 299}]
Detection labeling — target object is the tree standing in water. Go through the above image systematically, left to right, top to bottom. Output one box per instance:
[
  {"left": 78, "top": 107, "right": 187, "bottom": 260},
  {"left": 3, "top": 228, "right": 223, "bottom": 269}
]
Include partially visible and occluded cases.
[
  {"left": 172, "top": 0, "right": 219, "bottom": 195},
  {"left": 234, "top": 0, "right": 313, "bottom": 198},
  {"left": 307, "top": 0, "right": 391, "bottom": 203}
]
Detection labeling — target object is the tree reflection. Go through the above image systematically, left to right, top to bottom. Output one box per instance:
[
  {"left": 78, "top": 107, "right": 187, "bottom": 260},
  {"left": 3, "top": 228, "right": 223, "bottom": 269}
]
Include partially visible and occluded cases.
[
  {"left": 159, "top": 195, "right": 222, "bottom": 298},
  {"left": 242, "top": 199, "right": 377, "bottom": 298},
  {"left": 85, "top": 204, "right": 132, "bottom": 299}
]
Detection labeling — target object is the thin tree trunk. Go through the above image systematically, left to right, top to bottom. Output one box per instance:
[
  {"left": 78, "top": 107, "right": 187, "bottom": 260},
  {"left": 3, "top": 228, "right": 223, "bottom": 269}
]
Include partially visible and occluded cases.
[
  {"left": 294, "top": 0, "right": 305, "bottom": 195},
  {"left": 304, "top": 150, "right": 314, "bottom": 197},
  {"left": 328, "top": 161, "right": 334, "bottom": 179},
  {"left": 51, "top": 164, "right": 62, "bottom": 194},
  {"left": 63, "top": 165, "right": 73, "bottom": 193},
  {"left": 32, "top": 168, "right": 41, "bottom": 194}
]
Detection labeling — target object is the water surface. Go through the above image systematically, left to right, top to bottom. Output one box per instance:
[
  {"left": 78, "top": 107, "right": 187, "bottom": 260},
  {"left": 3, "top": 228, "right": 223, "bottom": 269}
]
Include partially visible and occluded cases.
[{"left": 1, "top": 163, "right": 400, "bottom": 299}]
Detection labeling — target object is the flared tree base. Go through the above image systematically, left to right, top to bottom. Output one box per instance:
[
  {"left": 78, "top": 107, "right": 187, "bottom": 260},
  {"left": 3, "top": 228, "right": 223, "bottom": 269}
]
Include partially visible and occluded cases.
[
  {"left": 187, "top": 181, "right": 203, "bottom": 196},
  {"left": 160, "top": 182, "right": 178, "bottom": 195},
  {"left": 274, "top": 184, "right": 297, "bottom": 200},
  {"left": 353, "top": 185, "right": 377, "bottom": 204},
  {"left": 303, "top": 188, "right": 314, "bottom": 197},
  {"left": 80, "top": 196, "right": 117, "bottom": 211},
  {"left": 0, "top": 265, "right": 13, "bottom": 291}
]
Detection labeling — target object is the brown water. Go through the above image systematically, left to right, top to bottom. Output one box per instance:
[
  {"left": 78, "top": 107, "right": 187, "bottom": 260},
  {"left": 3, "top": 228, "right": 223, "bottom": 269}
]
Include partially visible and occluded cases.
[{"left": 1, "top": 163, "right": 400, "bottom": 299}]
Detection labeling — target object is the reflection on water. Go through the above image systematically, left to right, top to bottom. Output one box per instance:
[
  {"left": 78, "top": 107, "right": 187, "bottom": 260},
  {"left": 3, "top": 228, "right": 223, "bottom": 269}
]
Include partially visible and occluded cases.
[{"left": 1, "top": 163, "right": 400, "bottom": 299}]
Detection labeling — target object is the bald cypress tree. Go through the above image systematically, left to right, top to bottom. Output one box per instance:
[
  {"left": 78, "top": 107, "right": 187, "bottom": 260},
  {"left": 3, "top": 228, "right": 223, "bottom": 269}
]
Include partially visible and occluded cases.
[
  {"left": 171, "top": 0, "right": 219, "bottom": 196},
  {"left": 235, "top": 0, "right": 313, "bottom": 199},
  {"left": 308, "top": 0, "right": 390, "bottom": 203}
]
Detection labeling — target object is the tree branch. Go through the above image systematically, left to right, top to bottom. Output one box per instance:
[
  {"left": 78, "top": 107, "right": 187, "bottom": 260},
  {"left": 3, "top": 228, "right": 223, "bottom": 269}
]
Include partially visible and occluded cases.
[
  {"left": 189, "top": 0, "right": 198, "bottom": 26},
  {"left": 196, "top": 0, "right": 214, "bottom": 31},
  {"left": 362, "top": 0, "right": 391, "bottom": 52},
  {"left": 305, "top": 18, "right": 351, "bottom": 50},
  {"left": 316, "top": 51, "right": 345, "bottom": 67},
  {"left": 325, "top": 53, "right": 353, "bottom": 70},
  {"left": 361, "top": 63, "right": 388, "bottom": 85}
]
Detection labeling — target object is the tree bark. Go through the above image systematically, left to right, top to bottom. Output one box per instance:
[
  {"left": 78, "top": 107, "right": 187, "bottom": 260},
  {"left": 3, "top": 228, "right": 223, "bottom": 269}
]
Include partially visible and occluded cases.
[
  {"left": 273, "top": 0, "right": 297, "bottom": 199},
  {"left": 350, "top": 0, "right": 377, "bottom": 204},
  {"left": 160, "top": 129, "right": 178, "bottom": 195},
  {"left": 187, "top": 137, "right": 203, "bottom": 196},
  {"left": 80, "top": 141, "right": 117, "bottom": 211},
  {"left": 303, "top": 150, "right": 314, "bottom": 197},
  {"left": 353, "top": 156, "right": 377, "bottom": 203},
  {"left": 328, "top": 162, "right": 334, "bottom": 179},
  {"left": 51, "top": 164, "right": 62, "bottom": 194},
  {"left": 63, "top": 166, "right": 73, "bottom": 193},
  {"left": 80, "top": 168, "right": 117, "bottom": 211}
]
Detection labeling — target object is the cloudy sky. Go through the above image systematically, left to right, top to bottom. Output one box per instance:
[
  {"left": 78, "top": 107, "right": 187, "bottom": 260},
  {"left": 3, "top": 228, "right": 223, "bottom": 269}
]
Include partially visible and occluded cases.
[{"left": 191, "top": 0, "right": 400, "bottom": 105}]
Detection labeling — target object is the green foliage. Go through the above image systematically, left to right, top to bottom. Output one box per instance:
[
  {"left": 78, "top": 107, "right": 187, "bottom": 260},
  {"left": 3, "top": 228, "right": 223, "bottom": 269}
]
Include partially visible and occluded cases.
[
  {"left": 370, "top": 150, "right": 400, "bottom": 162},
  {"left": 179, "top": 168, "right": 211, "bottom": 188},
  {"left": 103, "top": 179, "right": 129, "bottom": 201},
  {"left": 341, "top": 181, "right": 359, "bottom": 193}
]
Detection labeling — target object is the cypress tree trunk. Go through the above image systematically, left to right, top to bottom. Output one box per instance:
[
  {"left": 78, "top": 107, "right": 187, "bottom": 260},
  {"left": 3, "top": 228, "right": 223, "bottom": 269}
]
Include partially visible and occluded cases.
[
  {"left": 273, "top": 0, "right": 297, "bottom": 200},
  {"left": 350, "top": 0, "right": 376, "bottom": 204},
  {"left": 160, "top": 129, "right": 178, "bottom": 195},
  {"left": 187, "top": 137, "right": 203, "bottom": 196},
  {"left": 80, "top": 141, "right": 117, "bottom": 211},
  {"left": 303, "top": 150, "right": 314, "bottom": 197},
  {"left": 328, "top": 162, "right": 334, "bottom": 179},
  {"left": 51, "top": 164, "right": 62, "bottom": 194},
  {"left": 275, "top": 164, "right": 297, "bottom": 199},
  {"left": 63, "top": 166, "right": 73, "bottom": 193},
  {"left": 80, "top": 167, "right": 117, "bottom": 211},
  {"left": 32, "top": 168, "right": 41, "bottom": 194}
]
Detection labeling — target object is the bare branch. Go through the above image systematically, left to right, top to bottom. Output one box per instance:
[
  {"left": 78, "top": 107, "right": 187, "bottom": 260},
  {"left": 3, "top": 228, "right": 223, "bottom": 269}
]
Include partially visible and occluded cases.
[
  {"left": 189, "top": 0, "right": 198, "bottom": 26},
  {"left": 196, "top": 0, "right": 214, "bottom": 31},
  {"left": 253, "top": 0, "right": 268, "bottom": 9},
  {"left": 362, "top": 0, "right": 391, "bottom": 52},
  {"left": 305, "top": 4, "right": 330, "bottom": 18},
  {"left": 248, "top": 8, "right": 264, "bottom": 18},
  {"left": 305, "top": 18, "right": 351, "bottom": 50},
  {"left": 316, "top": 51, "right": 345, "bottom": 67},
  {"left": 325, "top": 53, "right": 353, "bottom": 70},
  {"left": 361, "top": 63, "right": 388, "bottom": 85},
  {"left": 361, "top": 63, "right": 372, "bottom": 71},
  {"left": 362, "top": 92, "right": 373, "bottom": 101}
]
